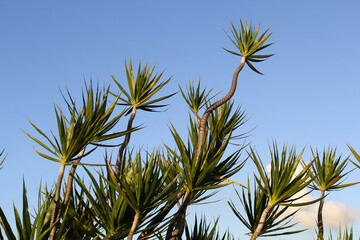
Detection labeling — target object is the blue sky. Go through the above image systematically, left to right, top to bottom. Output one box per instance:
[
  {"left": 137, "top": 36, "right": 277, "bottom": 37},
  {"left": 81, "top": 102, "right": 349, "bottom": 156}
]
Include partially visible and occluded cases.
[{"left": 1, "top": 1, "right": 360, "bottom": 239}]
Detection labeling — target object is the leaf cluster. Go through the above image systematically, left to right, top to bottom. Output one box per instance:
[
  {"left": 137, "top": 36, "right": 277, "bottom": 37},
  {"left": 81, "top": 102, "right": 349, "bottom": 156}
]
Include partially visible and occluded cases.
[
  {"left": 224, "top": 20, "right": 274, "bottom": 74},
  {"left": 112, "top": 61, "right": 175, "bottom": 114},
  {"left": 25, "top": 83, "right": 135, "bottom": 165},
  {"left": 250, "top": 144, "right": 317, "bottom": 207},
  {"left": 309, "top": 147, "right": 358, "bottom": 192},
  {"left": 228, "top": 179, "right": 304, "bottom": 238}
]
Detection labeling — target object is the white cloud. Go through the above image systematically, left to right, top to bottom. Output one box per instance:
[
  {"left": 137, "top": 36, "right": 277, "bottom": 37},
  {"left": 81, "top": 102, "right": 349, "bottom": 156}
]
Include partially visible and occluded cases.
[{"left": 295, "top": 199, "right": 360, "bottom": 228}]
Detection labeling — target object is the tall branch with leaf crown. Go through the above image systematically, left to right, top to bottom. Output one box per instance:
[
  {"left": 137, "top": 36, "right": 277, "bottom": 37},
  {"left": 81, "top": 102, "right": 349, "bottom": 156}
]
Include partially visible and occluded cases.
[
  {"left": 195, "top": 20, "right": 274, "bottom": 164},
  {"left": 111, "top": 61, "right": 175, "bottom": 175},
  {"left": 249, "top": 144, "right": 320, "bottom": 240},
  {"left": 307, "top": 147, "right": 358, "bottom": 239}
]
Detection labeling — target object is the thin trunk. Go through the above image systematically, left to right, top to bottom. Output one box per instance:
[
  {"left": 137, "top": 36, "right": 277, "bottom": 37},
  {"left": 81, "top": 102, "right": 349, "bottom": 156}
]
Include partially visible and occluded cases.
[
  {"left": 195, "top": 57, "right": 246, "bottom": 164},
  {"left": 116, "top": 106, "right": 137, "bottom": 174},
  {"left": 194, "top": 112, "right": 200, "bottom": 130},
  {"left": 54, "top": 148, "right": 86, "bottom": 224},
  {"left": 49, "top": 163, "right": 66, "bottom": 240},
  {"left": 317, "top": 190, "right": 325, "bottom": 239},
  {"left": 138, "top": 191, "right": 184, "bottom": 239},
  {"left": 166, "top": 191, "right": 190, "bottom": 240},
  {"left": 251, "top": 204, "right": 272, "bottom": 240},
  {"left": 128, "top": 211, "right": 141, "bottom": 240}
]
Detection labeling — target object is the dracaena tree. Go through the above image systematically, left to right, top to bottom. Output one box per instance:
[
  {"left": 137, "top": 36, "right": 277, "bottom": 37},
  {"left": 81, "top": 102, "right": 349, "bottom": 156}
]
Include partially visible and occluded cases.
[
  {"left": 0, "top": 19, "right": 311, "bottom": 240},
  {"left": 165, "top": 20, "right": 273, "bottom": 240},
  {"left": 195, "top": 20, "right": 273, "bottom": 162},
  {"left": 111, "top": 61, "right": 175, "bottom": 175},
  {"left": 24, "top": 82, "right": 136, "bottom": 239},
  {"left": 164, "top": 101, "right": 247, "bottom": 240},
  {"left": 249, "top": 144, "right": 319, "bottom": 240},
  {"left": 308, "top": 147, "right": 358, "bottom": 239},
  {"left": 103, "top": 150, "right": 179, "bottom": 240},
  {"left": 228, "top": 178, "right": 305, "bottom": 238}
]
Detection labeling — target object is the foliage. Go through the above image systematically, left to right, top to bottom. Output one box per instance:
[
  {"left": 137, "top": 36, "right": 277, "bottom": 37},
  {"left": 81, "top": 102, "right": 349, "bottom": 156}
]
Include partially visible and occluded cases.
[
  {"left": 1, "top": 19, "right": 359, "bottom": 240},
  {"left": 224, "top": 20, "right": 274, "bottom": 74},
  {"left": 111, "top": 61, "right": 175, "bottom": 114},
  {"left": 248, "top": 144, "right": 320, "bottom": 239},
  {"left": 308, "top": 147, "right": 358, "bottom": 239},
  {"left": 309, "top": 147, "right": 357, "bottom": 192},
  {"left": 0, "top": 150, "right": 6, "bottom": 170},
  {"left": 228, "top": 179, "right": 304, "bottom": 237},
  {"left": 0, "top": 182, "right": 59, "bottom": 240},
  {"left": 184, "top": 215, "right": 236, "bottom": 240},
  {"left": 328, "top": 225, "right": 354, "bottom": 240}
]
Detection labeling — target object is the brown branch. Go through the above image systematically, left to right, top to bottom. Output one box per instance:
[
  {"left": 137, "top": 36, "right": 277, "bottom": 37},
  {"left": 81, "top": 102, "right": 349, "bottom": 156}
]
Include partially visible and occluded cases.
[
  {"left": 195, "top": 57, "right": 246, "bottom": 164},
  {"left": 116, "top": 106, "right": 137, "bottom": 175},
  {"left": 194, "top": 112, "right": 200, "bottom": 130},
  {"left": 53, "top": 148, "right": 86, "bottom": 228},
  {"left": 49, "top": 163, "right": 66, "bottom": 240},
  {"left": 317, "top": 190, "right": 325, "bottom": 239},
  {"left": 166, "top": 191, "right": 191, "bottom": 240},
  {"left": 251, "top": 204, "right": 272, "bottom": 240},
  {"left": 128, "top": 211, "right": 141, "bottom": 240}
]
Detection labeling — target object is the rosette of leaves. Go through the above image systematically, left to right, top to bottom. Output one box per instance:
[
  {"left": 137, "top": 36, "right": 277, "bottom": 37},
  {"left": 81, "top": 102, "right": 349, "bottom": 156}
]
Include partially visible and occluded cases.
[
  {"left": 179, "top": 79, "right": 213, "bottom": 129},
  {"left": 228, "top": 178, "right": 304, "bottom": 238}
]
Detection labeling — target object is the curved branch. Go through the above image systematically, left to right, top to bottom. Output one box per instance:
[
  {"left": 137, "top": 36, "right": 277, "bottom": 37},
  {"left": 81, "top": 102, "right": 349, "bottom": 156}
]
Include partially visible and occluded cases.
[{"left": 195, "top": 57, "right": 246, "bottom": 163}]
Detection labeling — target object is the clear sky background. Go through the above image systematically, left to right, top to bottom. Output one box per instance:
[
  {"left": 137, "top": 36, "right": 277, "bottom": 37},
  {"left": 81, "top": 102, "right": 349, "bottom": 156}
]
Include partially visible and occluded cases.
[{"left": 1, "top": 1, "right": 360, "bottom": 239}]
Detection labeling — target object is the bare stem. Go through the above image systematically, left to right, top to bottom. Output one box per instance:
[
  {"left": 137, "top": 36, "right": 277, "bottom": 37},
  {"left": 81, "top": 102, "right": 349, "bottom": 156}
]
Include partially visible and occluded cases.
[
  {"left": 195, "top": 57, "right": 246, "bottom": 164},
  {"left": 116, "top": 106, "right": 137, "bottom": 174},
  {"left": 194, "top": 112, "right": 200, "bottom": 130},
  {"left": 54, "top": 148, "right": 86, "bottom": 226},
  {"left": 49, "top": 163, "right": 66, "bottom": 240},
  {"left": 317, "top": 190, "right": 325, "bottom": 239},
  {"left": 166, "top": 191, "right": 191, "bottom": 240},
  {"left": 251, "top": 204, "right": 272, "bottom": 240},
  {"left": 128, "top": 211, "right": 141, "bottom": 240}
]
